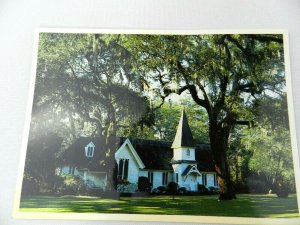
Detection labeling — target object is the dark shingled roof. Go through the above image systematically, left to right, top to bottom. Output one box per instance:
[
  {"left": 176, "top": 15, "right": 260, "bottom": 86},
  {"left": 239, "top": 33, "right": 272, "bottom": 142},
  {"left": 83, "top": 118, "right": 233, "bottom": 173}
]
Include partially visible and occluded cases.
[
  {"left": 171, "top": 110, "right": 196, "bottom": 148},
  {"left": 59, "top": 136, "right": 118, "bottom": 171},
  {"left": 60, "top": 136, "right": 215, "bottom": 172},
  {"left": 123, "top": 138, "right": 173, "bottom": 170}
]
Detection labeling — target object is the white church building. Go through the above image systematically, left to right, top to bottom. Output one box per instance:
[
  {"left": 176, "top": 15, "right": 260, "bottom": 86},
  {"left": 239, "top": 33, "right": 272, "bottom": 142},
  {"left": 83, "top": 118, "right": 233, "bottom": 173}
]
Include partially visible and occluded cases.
[{"left": 58, "top": 110, "right": 218, "bottom": 192}]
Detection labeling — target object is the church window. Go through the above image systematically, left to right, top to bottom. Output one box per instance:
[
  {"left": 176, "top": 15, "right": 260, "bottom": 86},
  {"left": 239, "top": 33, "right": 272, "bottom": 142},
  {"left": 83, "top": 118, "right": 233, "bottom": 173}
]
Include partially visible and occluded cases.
[
  {"left": 85, "top": 142, "right": 95, "bottom": 157},
  {"left": 187, "top": 149, "right": 190, "bottom": 157},
  {"left": 118, "top": 159, "right": 129, "bottom": 180},
  {"left": 68, "top": 166, "right": 75, "bottom": 175},
  {"left": 148, "top": 172, "right": 153, "bottom": 185},
  {"left": 162, "top": 172, "right": 168, "bottom": 185},
  {"left": 176, "top": 173, "right": 179, "bottom": 183},
  {"left": 202, "top": 173, "right": 207, "bottom": 186},
  {"left": 214, "top": 174, "right": 218, "bottom": 186}
]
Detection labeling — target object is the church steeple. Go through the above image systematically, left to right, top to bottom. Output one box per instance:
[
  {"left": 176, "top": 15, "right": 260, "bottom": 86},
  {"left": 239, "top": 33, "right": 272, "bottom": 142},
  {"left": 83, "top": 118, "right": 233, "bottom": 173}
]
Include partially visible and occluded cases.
[{"left": 171, "top": 109, "right": 195, "bottom": 149}]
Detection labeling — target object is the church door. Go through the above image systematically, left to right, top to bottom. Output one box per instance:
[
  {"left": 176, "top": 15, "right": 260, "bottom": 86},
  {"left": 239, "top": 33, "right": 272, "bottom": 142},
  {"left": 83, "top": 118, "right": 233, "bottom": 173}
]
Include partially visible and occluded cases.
[{"left": 187, "top": 174, "right": 198, "bottom": 192}]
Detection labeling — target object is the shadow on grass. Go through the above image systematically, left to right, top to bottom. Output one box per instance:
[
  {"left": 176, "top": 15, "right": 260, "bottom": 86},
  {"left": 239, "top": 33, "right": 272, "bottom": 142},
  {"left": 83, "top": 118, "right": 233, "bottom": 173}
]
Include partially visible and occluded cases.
[{"left": 19, "top": 194, "right": 299, "bottom": 218}]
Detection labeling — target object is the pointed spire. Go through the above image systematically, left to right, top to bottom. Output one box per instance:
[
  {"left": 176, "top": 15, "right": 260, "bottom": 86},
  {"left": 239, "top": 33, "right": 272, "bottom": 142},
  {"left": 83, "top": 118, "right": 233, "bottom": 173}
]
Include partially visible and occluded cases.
[{"left": 171, "top": 109, "right": 195, "bottom": 148}]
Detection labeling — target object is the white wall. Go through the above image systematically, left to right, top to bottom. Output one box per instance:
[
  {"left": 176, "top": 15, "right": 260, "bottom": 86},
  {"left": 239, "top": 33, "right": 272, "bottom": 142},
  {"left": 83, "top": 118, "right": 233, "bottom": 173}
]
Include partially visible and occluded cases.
[
  {"left": 1, "top": 1, "right": 300, "bottom": 225},
  {"left": 115, "top": 144, "right": 140, "bottom": 184},
  {"left": 173, "top": 147, "right": 195, "bottom": 161},
  {"left": 206, "top": 174, "right": 216, "bottom": 188}
]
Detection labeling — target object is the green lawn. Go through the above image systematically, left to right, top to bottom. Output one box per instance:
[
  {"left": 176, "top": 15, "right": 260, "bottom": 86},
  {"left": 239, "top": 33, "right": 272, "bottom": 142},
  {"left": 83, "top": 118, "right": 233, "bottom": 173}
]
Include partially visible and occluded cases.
[{"left": 19, "top": 194, "right": 299, "bottom": 218}]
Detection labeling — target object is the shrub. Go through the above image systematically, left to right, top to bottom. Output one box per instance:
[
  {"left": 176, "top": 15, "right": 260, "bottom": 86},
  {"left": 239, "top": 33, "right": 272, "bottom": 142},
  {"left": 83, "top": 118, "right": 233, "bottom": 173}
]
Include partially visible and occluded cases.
[
  {"left": 21, "top": 173, "right": 40, "bottom": 196},
  {"left": 63, "top": 175, "right": 87, "bottom": 195},
  {"left": 138, "top": 176, "right": 151, "bottom": 192},
  {"left": 247, "top": 179, "right": 269, "bottom": 194},
  {"left": 117, "top": 182, "right": 138, "bottom": 193},
  {"left": 167, "top": 182, "right": 178, "bottom": 195},
  {"left": 233, "top": 182, "right": 249, "bottom": 194},
  {"left": 273, "top": 182, "right": 290, "bottom": 198},
  {"left": 198, "top": 184, "right": 208, "bottom": 193},
  {"left": 157, "top": 186, "right": 167, "bottom": 194},
  {"left": 208, "top": 186, "right": 219, "bottom": 194},
  {"left": 178, "top": 187, "right": 187, "bottom": 194},
  {"left": 151, "top": 188, "right": 159, "bottom": 194}
]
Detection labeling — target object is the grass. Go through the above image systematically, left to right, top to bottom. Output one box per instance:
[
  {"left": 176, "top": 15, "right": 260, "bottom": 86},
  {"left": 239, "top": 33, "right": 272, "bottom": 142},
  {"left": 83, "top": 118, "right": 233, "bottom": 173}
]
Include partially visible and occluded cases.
[{"left": 19, "top": 194, "right": 299, "bottom": 218}]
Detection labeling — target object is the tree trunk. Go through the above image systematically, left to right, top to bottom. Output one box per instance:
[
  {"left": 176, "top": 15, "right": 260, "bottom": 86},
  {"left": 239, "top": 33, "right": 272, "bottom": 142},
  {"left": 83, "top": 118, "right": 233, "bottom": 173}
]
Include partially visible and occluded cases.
[
  {"left": 104, "top": 105, "right": 119, "bottom": 196},
  {"left": 209, "top": 120, "right": 236, "bottom": 200}
]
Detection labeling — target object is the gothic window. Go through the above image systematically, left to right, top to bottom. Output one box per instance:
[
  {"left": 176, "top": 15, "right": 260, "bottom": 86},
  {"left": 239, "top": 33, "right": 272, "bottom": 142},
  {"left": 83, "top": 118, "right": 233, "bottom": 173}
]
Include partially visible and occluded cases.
[
  {"left": 85, "top": 142, "right": 95, "bottom": 157},
  {"left": 187, "top": 149, "right": 190, "bottom": 157},
  {"left": 118, "top": 159, "right": 129, "bottom": 180},
  {"left": 68, "top": 166, "right": 75, "bottom": 175},
  {"left": 148, "top": 171, "right": 153, "bottom": 185},
  {"left": 162, "top": 172, "right": 168, "bottom": 185},
  {"left": 202, "top": 173, "right": 207, "bottom": 186},
  {"left": 214, "top": 174, "right": 218, "bottom": 186}
]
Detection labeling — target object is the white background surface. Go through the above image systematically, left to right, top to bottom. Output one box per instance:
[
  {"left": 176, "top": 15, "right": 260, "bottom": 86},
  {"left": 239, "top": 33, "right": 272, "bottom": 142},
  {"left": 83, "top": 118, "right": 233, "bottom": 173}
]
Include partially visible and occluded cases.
[{"left": 0, "top": 1, "right": 300, "bottom": 225}]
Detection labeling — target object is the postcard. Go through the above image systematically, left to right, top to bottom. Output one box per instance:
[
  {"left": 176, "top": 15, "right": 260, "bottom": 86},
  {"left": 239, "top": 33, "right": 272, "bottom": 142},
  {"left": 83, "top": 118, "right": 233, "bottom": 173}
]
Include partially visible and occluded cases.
[{"left": 14, "top": 29, "right": 300, "bottom": 224}]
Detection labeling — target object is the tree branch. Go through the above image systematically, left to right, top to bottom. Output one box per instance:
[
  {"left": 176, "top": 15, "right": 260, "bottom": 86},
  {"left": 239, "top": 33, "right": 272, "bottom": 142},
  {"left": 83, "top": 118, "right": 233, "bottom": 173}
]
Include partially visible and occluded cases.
[{"left": 247, "top": 34, "right": 283, "bottom": 44}]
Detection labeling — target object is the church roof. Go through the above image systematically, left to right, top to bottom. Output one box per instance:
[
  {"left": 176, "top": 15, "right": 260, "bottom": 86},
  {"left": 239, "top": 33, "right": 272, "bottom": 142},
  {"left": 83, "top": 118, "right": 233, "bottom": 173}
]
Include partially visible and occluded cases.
[
  {"left": 171, "top": 109, "right": 196, "bottom": 148},
  {"left": 60, "top": 136, "right": 215, "bottom": 172},
  {"left": 123, "top": 138, "right": 173, "bottom": 170}
]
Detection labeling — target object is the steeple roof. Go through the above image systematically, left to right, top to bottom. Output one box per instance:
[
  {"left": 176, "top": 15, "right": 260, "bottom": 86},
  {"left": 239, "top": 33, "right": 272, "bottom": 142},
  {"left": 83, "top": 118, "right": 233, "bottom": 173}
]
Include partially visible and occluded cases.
[{"left": 171, "top": 109, "right": 196, "bottom": 148}]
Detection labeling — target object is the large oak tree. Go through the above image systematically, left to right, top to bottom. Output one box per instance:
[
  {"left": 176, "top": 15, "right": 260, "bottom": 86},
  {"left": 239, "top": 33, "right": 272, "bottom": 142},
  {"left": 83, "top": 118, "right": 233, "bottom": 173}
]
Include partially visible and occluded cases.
[{"left": 127, "top": 34, "right": 285, "bottom": 199}]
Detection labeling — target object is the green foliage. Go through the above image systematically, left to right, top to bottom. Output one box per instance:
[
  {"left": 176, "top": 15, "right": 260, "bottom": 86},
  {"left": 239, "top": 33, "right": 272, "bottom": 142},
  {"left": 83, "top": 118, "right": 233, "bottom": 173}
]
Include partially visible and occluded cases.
[
  {"left": 35, "top": 33, "right": 150, "bottom": 141},
  {"left": 126, "top": 34, "right": 286, "bottom": 199},
  {"left": 153, "top": 100, "right": 209, "bottom": 143},
  {"left": 244, "top": 125, "right": 295, "bottom": 196},
  {"left": 228, "top": 127, "right": 253, "bottom": 192},
  {"left": 22, "top": 133, "right": 63, "bottom": 194},
  {"left": 21, "top": 172, "right": 40, "bottom": 195},
  {"left": 62, "top": 175, "right": 87, "bottom": 195},
  {"left": 167, "top": 182, "right": 179, "bottom": 194},
  {"left": 198, "top": 184, "right": 209, "bottom": 194},
  {"left": 156, "top": 186, "right": 167, "bottom": 194}
]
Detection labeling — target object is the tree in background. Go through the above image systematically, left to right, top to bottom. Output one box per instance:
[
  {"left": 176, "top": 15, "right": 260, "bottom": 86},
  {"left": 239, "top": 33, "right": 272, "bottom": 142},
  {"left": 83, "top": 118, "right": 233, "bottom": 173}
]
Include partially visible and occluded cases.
[
  {"left": 26, "top": 33, "right": 152, "bottom": 193},
  {"left": 242, "top": 94, "right": 295, "bottom": 197},
  {"left": 227, "top": 127, "right": 253, "bottom": 193},
  {"left": 22, "top": 132, "right": 63, "bottom": 195}
]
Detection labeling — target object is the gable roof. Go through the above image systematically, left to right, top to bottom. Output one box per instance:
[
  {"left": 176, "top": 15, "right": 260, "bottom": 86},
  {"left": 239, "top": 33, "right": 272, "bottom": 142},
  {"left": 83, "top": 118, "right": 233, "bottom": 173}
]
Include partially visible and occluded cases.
[
  {"left": 171, "top": 109, "right": 196, "bottom": 148},
  {"left": 115, "top": 138, "right": 145, "bottom": 169},
  {"left": 182, "top": 165, "right": 201, "bottom": 176}
]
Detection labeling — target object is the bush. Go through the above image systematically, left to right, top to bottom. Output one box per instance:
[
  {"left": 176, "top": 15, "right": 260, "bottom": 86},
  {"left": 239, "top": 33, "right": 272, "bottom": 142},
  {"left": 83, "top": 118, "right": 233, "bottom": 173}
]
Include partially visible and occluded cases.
[
  {"left": 21, "top": 173, "right": 40, "bottom": 196},
  {"left": 63, "top": 175, "right": 87, "bottom": 195},
  {"left": 138, "top": 176, "right": 151, "bottom": 192},
  {"left": 247, "top": 179, "right": 269, "bottom": 194},
  {"left": 117, "top": 182, "right": 138, "bottom": 193},
  {"left": 167, "top": 182, "right": 178, "bottom": 194},
  {"left": 233, "top": 182, "right": 249, "bottom": 194},
  {"left": 273, "top": 183, "right": 290, "bottom": 198},
  {"left": 198, "top": 184, "right": 208, "bottom": 193},
  {"left": 157, "top": 186, "right": 167, "bottom": 194},
  {"left": 208, "top": 186, "right": 219, "bottom": 194},
  {"left": 178, "top": 187, "right": 187, "bottom": 194},
  {"left": 87, "top": 188, "right": 106, "bottom": 197},
  {"left": 151, "top": 188, "right": 159, "bottom": 194}
]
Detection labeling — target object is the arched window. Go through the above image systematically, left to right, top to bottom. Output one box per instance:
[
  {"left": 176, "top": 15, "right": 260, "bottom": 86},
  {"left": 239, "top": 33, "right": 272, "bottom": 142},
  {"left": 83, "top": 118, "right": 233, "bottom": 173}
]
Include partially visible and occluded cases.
[
  {"left": 85, "top": 142, "right": 95, "bottom": 157},
  {"left": 187, "top": 149, "right": 190, "bottom": 157},
  {"left": 117, "top": 158, "right": 129, "bottom": 180}
]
